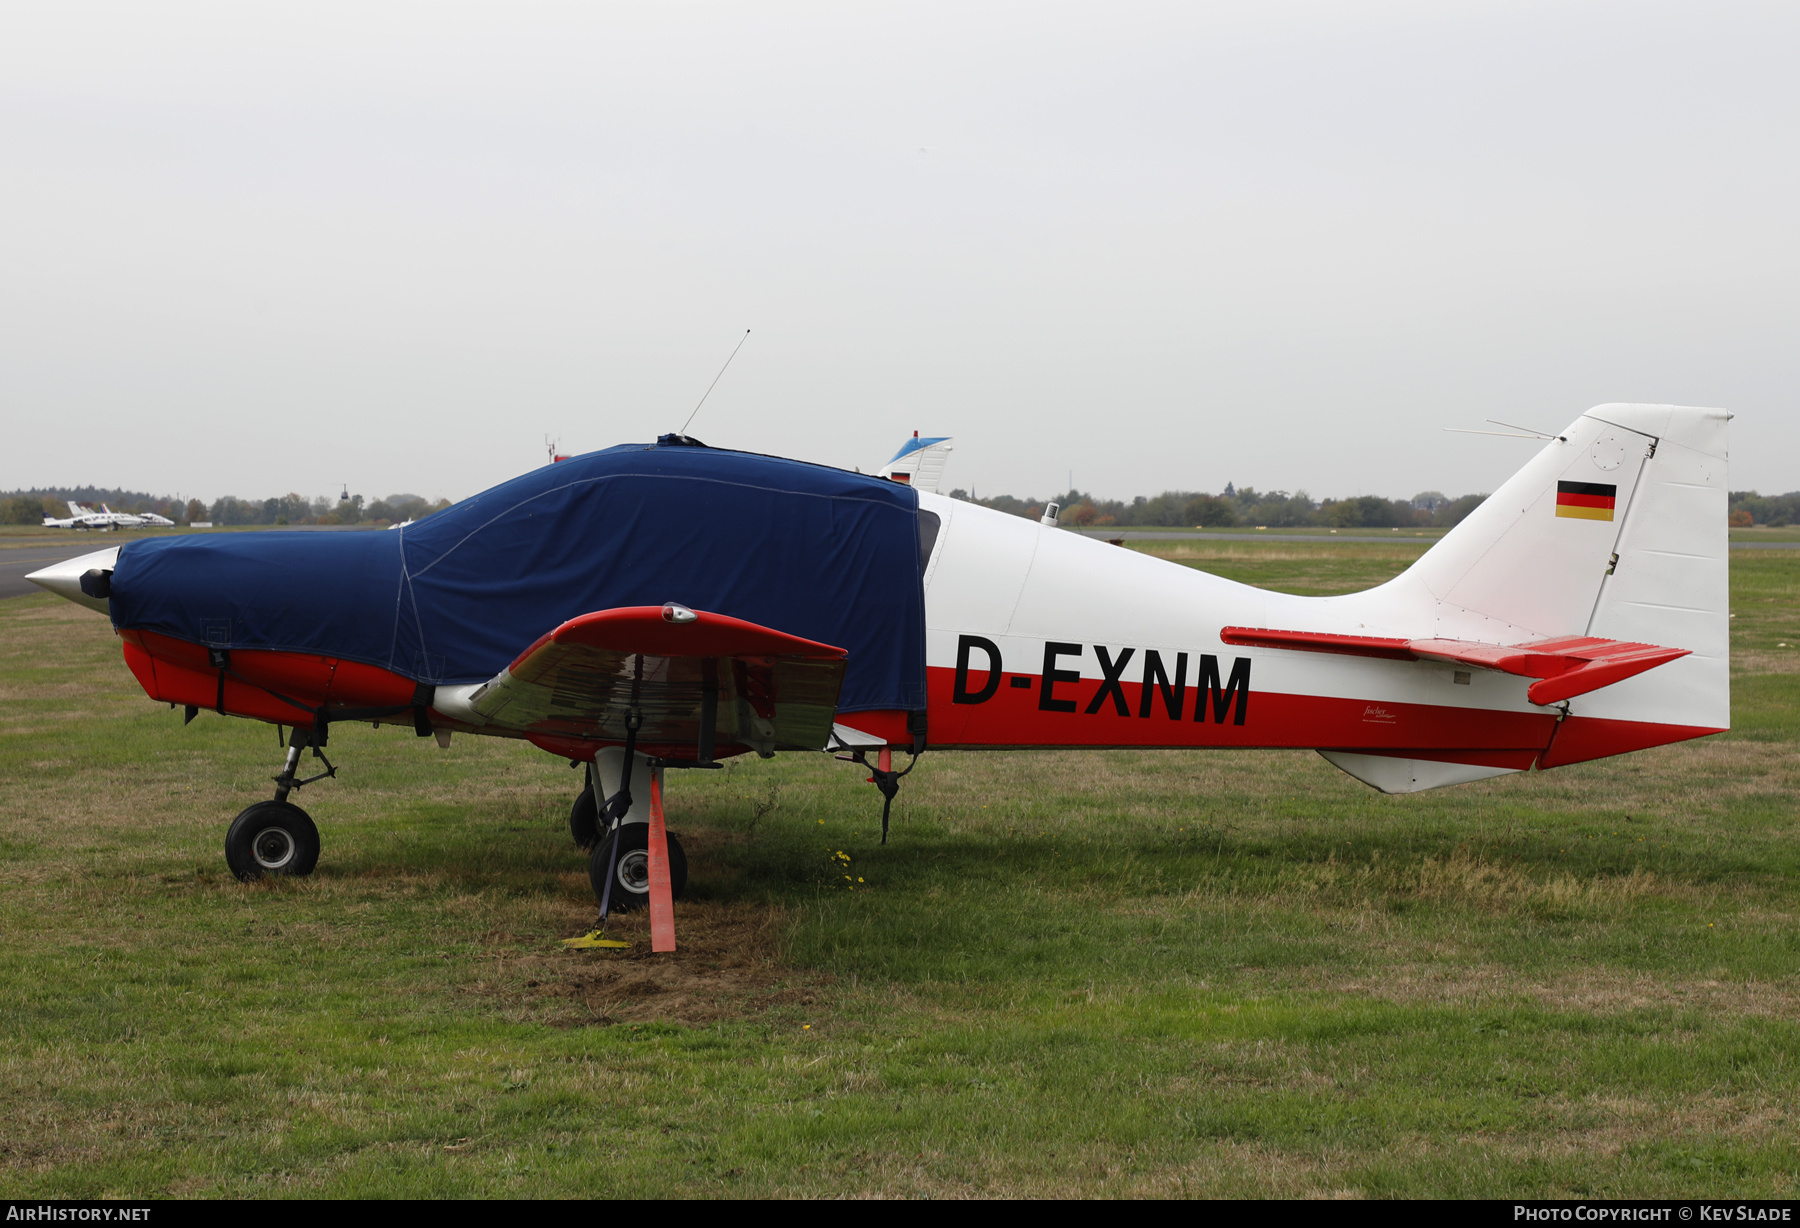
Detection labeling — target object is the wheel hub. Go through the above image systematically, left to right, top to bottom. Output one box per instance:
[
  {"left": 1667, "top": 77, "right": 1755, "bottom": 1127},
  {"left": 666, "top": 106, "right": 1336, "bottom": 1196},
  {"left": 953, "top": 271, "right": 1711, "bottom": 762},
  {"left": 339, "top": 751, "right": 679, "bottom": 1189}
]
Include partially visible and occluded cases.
[
  {"left": 252, "top": 827, "right": 296, "bottom": 871},
  {"left": 616, "top": 849, "right": 649, "bottom": 894}
]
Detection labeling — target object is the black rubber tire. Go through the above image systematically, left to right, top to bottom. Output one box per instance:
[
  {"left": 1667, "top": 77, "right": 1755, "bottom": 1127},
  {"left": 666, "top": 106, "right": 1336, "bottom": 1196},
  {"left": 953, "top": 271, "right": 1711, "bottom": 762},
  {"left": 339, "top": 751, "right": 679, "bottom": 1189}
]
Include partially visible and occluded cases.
[
  {"left": 569, "top": 786, "right": 599, "bottom": 849},
  {"left": 224, "top": 801, "right": 321, "bottom": 882},
  {"left": 587, "top": 825, "right": 687, "bottom": 912}
]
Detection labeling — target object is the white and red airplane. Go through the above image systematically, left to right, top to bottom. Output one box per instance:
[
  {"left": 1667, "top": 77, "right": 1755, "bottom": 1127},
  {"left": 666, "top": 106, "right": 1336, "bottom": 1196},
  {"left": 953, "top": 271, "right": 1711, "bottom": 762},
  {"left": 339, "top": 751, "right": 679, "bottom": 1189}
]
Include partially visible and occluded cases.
[{"left": 26, "top": 403, "right": 1727, "bottom": 950}]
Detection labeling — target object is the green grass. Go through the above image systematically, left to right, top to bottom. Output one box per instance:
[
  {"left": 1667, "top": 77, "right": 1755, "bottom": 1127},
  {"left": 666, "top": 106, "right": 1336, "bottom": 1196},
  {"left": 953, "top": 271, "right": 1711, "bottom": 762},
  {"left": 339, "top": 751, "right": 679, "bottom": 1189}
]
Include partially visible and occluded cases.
[
  {"left": 1130, "top": 539, "right": 1433, "bottom": 595},
  {"left": 0, "top": 550, "right": 1797, "bottom": 1197}
]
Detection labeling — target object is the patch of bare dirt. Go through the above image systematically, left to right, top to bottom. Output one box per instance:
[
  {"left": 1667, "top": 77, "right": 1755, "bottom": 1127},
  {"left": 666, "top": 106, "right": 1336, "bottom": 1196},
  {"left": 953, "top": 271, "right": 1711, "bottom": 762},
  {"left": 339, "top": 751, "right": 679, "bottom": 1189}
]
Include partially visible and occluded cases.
[
  {"left": 486, "top": 900, "right": 828, "bottom": 1027},
  {"left": 1520, "top": 970, "right": 1800, "bottom": 1019}
]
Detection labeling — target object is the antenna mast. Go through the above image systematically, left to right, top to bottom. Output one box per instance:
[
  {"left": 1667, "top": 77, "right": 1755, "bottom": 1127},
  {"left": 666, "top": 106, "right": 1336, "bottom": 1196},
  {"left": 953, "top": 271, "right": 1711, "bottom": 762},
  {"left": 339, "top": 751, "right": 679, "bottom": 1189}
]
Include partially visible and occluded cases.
[{"left": 678, "top": 330, "right": 751, "bottom": 437}]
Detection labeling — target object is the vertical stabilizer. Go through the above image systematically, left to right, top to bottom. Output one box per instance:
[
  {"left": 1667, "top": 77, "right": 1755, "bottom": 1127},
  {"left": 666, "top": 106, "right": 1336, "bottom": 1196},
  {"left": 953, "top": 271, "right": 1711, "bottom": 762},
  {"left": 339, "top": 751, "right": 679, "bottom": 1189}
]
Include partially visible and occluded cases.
[
  {"left": 1377, "top": 403, "right": 1729, "bottom": 744},
  {"left": 878, "top": 434, "right": 954, "bottom": 492}
]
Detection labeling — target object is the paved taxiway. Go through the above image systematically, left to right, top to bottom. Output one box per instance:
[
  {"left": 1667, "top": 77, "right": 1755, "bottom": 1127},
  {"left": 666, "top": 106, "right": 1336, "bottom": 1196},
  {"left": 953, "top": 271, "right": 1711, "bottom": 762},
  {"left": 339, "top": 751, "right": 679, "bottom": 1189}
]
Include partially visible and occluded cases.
[
  {"left": 0, "top": 526, "right": 393, "bottom": 602},
  {"left": 0, "top": 541, "right": 122, "bottom": 601}
]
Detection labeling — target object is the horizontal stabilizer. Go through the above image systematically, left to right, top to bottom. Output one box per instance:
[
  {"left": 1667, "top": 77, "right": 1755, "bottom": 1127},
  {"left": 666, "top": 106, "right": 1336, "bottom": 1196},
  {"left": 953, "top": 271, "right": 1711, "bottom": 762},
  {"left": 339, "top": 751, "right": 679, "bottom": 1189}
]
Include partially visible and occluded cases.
[{"left": 1219, "top": 626, "right": 1689, "bottom": 706}]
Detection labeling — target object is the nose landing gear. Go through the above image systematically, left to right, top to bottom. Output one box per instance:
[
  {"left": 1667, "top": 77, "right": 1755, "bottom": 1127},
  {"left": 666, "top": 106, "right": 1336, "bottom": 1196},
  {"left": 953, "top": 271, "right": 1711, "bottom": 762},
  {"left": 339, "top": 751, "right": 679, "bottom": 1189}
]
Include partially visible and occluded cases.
[{"left": 225, "top": 726, "right": 335, "bottom": 882}]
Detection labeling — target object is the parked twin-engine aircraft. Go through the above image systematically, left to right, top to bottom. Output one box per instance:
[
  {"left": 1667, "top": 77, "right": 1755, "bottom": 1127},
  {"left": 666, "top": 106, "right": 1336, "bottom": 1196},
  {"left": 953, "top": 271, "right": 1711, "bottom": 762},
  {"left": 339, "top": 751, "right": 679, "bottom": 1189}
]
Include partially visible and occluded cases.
[
  {"left": 27, "top": 404, "right": 1728, "bottom": 947},
  {"left": 41, "top": 503, "right": 172, "bottom": 530},
  {"left": 41, "top": 503, "right": 118, "bottom": 530}
]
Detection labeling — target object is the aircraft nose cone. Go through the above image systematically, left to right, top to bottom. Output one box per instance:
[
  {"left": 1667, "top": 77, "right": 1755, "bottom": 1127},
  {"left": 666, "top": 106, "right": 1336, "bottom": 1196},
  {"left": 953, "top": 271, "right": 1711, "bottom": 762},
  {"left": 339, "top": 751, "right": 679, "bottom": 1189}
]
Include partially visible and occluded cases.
[{"left": 25, "top": 546, "right": 120, "bottom": 615}]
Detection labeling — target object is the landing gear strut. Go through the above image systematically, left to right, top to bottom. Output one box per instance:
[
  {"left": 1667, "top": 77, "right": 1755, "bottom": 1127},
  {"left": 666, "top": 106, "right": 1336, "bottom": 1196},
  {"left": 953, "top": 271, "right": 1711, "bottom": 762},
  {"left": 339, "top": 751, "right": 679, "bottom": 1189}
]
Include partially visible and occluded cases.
[
  {"left": 564, "top": 659, "right": 719, "bottom": 950},
  {"left": 582, "top": 718, "right": 689, "bottom": 914},
  {"left": 225, "top": 726, "right": 333, "bottom": 882}
]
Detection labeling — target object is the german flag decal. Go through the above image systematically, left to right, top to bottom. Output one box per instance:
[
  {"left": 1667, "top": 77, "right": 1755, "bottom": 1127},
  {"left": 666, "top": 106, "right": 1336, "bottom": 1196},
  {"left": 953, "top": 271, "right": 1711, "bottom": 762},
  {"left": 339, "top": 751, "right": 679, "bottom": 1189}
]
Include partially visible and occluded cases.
[{"left": 1556, "top": 480, "right": 1617, "bottom": 521}]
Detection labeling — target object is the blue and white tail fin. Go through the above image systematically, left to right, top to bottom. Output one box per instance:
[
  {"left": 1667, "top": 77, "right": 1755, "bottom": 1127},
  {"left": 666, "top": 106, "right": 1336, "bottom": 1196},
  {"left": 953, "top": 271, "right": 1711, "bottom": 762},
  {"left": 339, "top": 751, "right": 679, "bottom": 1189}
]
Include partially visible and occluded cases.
[{"left": 877, "top": 433, "right": 954, "bottom": 492}]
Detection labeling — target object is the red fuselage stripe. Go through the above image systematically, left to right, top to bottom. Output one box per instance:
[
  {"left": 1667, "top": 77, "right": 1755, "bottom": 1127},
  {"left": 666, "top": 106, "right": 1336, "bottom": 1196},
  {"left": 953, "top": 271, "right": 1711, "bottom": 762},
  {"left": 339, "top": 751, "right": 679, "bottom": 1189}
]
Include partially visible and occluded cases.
[
  {"left": 924, "top": 665, "right": 1555, "bottom": 750},
  {"left": 923, "top": 666, "right": 1721, "bottom": 766}
]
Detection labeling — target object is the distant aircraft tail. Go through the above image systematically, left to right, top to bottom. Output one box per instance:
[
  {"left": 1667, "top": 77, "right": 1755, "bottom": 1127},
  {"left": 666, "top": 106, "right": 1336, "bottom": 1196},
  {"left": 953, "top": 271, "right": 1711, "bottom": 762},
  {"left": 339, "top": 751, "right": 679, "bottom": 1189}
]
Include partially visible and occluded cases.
[
  {"left": 1376, "top": 403, "right": 1730, "bottom": 749},
  {"left": 877, "top": 433, "right": 953, "bottom": 492}
]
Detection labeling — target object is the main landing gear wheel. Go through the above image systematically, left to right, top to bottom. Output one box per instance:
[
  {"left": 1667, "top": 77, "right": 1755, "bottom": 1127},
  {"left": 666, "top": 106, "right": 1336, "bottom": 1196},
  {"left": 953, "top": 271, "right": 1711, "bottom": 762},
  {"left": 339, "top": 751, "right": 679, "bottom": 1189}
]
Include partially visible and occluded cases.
[
  {"left": 570, "top": 786, "right": 600, "bottom": 850},
  {"left": 225, "top": 801, "right": 321, "bottom": 882},
  {"left": 588, "top": 825, "right": 686, "bottom": 912}
]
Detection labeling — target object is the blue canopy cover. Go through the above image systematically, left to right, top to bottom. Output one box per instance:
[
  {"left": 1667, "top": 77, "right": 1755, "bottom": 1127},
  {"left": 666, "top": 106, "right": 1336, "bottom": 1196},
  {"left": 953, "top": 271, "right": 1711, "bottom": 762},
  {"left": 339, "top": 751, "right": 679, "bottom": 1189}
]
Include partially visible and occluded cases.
[{"left": 109, "top": 443, "right": 928, "bottom": 715}]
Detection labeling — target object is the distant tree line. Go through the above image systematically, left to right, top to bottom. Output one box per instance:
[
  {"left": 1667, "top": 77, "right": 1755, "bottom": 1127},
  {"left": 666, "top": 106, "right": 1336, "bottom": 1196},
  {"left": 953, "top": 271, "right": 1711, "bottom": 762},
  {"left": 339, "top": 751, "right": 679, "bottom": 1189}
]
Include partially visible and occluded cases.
[
  {"left": 6, "top": 483, "right": 1793, "bottom": 529},
  {"left": 948, "top": 485, "right": 1491, "bottom": 529},
  {"left": 949, "top": 485, "right": 1800, "bottom": 529},
  {"left": 0, "top": 487, "right": 163, "bottom": 524},
  {"left": 0, "top": 488, "right": 451, "bottom": 527},
  {"left": 1727, "top": 491, "right": 1800, "bottom": 527},
  {"left": 200, "top": 492, "right": 452, "bottom": 527},
  {"left": 2, "top": 494, "right": 72, "bottom": 524}
]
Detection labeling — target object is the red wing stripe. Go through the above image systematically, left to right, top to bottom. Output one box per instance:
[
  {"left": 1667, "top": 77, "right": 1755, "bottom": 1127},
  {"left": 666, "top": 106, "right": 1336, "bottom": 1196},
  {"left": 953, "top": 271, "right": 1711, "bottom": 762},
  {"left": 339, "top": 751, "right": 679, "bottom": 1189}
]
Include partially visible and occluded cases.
[{"left": 508, "top": 606, "right": 846, "bottom": 671}]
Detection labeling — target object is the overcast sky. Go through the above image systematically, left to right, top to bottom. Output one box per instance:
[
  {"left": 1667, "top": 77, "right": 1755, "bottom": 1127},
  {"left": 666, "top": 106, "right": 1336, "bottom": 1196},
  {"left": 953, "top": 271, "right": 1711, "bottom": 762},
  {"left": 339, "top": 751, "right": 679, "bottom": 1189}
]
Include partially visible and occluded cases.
[{"left": 3, "top": 0, "right": 1796, "bottom": 505}]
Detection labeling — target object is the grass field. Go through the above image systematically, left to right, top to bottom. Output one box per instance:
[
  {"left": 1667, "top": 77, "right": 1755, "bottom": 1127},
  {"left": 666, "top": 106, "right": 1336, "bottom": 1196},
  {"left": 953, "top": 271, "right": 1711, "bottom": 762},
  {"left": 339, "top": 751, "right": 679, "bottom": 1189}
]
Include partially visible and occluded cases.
[{"left": 0, "top": 542, "right": 1796, "bottom": 1198}]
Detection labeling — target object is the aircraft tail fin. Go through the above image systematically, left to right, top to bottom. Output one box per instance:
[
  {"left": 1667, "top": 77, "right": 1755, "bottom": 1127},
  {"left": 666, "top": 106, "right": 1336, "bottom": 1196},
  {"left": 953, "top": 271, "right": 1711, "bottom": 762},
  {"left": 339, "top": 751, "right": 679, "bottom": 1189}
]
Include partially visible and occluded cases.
[
  {"left": 1389, "top": 404, "right": 1730, "bottom": 734},
  {"left": 877, "top": 433, "right": 953, "bottom": 492}
]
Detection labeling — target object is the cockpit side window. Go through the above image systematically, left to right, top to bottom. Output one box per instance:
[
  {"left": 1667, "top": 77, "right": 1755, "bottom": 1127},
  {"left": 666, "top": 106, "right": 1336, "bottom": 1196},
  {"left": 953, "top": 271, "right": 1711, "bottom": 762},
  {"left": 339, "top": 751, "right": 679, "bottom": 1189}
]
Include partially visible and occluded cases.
[{"left": 917, "top": 510, "right": 942, "bottom": 582}]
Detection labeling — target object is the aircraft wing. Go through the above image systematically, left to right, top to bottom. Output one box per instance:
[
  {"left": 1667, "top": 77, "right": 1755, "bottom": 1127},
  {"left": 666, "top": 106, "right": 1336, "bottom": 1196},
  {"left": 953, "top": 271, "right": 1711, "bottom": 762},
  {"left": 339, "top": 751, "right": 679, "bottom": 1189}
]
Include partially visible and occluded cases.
[
  {"left": 445, "top": 604, "right": 848, "bottom": 757},
  {"left": 1219, "top": 627, "right": 1689, "bottom": 706}
]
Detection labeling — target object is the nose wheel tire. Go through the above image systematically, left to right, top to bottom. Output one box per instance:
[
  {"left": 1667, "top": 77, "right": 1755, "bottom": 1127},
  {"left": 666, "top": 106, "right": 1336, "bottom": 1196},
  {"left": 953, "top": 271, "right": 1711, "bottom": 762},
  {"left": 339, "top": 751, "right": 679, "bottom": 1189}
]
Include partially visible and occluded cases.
[
  {"left": 225, "top": 801, "right": 321, "bottom": 881},
  {"left": 588, "top": 824, "right": 686, "bottom": 911}
]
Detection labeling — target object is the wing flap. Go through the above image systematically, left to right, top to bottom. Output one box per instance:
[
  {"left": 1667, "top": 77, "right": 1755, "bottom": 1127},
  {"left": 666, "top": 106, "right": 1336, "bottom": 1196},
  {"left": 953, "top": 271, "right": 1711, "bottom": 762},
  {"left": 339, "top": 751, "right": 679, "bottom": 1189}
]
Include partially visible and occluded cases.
[{"left": 1219, "top": 626, "right": 1689, "bottom": 706}]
